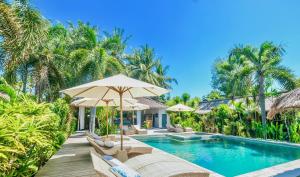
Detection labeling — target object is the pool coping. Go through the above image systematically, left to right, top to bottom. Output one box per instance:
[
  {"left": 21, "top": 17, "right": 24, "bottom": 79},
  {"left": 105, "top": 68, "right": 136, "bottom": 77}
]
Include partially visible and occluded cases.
[
  {"left": 131, "top": 132, "right": 300, "bottom": 177},
  {"left": 129, "top": 134, "right": 224, "bottom": 177},
  {"left": 236, "top": 159, "right": 300, "bottom": 177}
]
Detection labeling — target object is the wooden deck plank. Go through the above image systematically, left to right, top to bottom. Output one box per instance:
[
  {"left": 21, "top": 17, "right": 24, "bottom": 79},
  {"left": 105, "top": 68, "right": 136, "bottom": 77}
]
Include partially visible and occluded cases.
[{"left": 36, "top": 132, "right": 97, "bottom": 177}]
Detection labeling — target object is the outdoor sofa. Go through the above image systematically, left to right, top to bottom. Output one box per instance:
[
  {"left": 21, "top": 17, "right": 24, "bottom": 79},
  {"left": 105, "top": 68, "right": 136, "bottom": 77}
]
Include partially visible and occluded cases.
[
  {"left": 167, "top": 124, "right": 184, "bottom": 133},
  {"left": 123, "top": 125, "right": 136, "bottom": 135},
  {"left": 132, "top": 125, "right": 147, "bottom": 134},
  {"left": 87, "top": 136, "right": 152, "bottom": 161},
  {"left": 90, "top": 148, "right": 210, "bottom": 177}
]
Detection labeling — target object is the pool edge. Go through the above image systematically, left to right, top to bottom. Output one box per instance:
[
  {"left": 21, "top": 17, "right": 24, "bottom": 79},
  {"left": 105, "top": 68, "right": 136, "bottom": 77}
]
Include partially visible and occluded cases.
[{"left": 131, "top": 132, "right": 300, "bottom": 176}]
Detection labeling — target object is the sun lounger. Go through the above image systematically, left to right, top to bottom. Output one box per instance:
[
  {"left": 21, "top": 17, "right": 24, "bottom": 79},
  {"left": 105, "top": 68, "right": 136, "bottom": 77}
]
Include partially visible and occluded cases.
[
  {"left": 167, "top": 124, "right": 176, "bottom": 132},
  {"left": 174, "top": 124, "right": 184, "bottom": 133},
  {"left": 123, "top": 125, "right": 135, "bottom": 135},
  {"left": 132, "top": 125, "right": 147, "bottom": 134},
  {"left": 184, "top": 127, "right": 193, "bottom": 132},
  {"left": 86, "top": 132, "right": 129, "bottom": 142},
  {"left": 87, "top": 136, "right": 152, "bottom": 160},
  {"left": 87, "top": 137, "right": 129, "bottom": 156},
  {"left": 127, "top": 146, "right": 152, "bottom": 158},
  {"left": 90, "top": 148, "right": 116, "bottom": 177},
  {"left": 90, "top": 149, "right": 141, "bottom": 177},
  {"left": 125, "top": 154, "right": 210, "bottom": 177}
]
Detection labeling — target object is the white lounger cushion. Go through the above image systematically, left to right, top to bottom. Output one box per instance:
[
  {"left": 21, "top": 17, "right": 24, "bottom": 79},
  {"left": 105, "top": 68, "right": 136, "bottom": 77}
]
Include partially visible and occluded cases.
[
  {"left": 91, "top": 133, "right": 102, "bottom": 140},
  {"left": 95, "top": 140, "right": 105, "bottom": 146},
  {"left": 104, "top": 141, "right": 115, "bottom": 148},
  {"left": 102, "top": 154, "right": 141, "bottom": 177},
  {"left": 125, "top": 154, "right": 209, "bottom": 177},
  {"left": 111, "top": 165, "right": 141, "bottom": 177}
]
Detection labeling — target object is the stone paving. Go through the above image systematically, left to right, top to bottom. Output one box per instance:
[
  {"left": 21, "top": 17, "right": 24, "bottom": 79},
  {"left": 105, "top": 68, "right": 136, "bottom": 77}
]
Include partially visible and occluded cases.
[{"left": 36, "top": 132, "right": 97, "bottom": 177}]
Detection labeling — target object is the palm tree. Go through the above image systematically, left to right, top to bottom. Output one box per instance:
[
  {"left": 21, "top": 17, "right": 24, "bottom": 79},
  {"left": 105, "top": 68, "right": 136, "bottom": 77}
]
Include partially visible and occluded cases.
[
  {"left": 0, "top": 0, "right": 48, "bottom": 89},
  {"left": 70, "top": 23, "right": 124, "bottom": 83},
  {"left": 101, "top": 28, "right": 130, "bottom": 61},
  {"left": 231, "top": 42, "right": 296, "bottom": 130},
  {"left": 126, "top": 45, "right": 160, "bottom": 85},
  {"left": 212, "top": 53, "right": 253, "bottom": 98},
  {"left": 155, "top": 60, "right": 177, "bottom": 89},
  {"left": 203, "top": 90, "right": 224, "bottom": 101},
  {"left": 181, "top": 93, "right": 191, "bottom": 104}
]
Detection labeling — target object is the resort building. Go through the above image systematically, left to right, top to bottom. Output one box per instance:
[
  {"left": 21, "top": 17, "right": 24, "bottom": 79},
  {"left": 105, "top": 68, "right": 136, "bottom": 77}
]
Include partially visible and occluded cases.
[
  {"left": 76, "top": 97, "right": 170, "bottom": 130},
  {"left": 136, "top": 97, "right": 169, "bottom": 129}
]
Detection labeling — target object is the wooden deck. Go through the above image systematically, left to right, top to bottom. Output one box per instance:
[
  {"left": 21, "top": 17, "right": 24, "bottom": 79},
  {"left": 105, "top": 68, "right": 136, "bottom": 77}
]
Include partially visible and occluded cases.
[{"left": 36, "top": 132, "right": 97, "bottom": 177}]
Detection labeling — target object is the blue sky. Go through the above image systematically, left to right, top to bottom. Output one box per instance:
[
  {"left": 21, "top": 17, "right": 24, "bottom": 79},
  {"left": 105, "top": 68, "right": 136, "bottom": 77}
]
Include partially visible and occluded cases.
[{"left": 32, "top": 0, "right": 300, "bottom": 97}]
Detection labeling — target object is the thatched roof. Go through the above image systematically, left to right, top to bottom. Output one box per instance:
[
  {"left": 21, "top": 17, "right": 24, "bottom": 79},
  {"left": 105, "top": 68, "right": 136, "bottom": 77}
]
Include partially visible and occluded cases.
[
  {"left": 267, "top": 88, "right": 300, "bottom": 119},
  {"left": 136, "top": 97, "right": 167, "bottom": 109},
  {"left": 196, "top": 97, "right": 275, "bottom": 115},
  {"left": 195, "top": 109, "right": 211, "bottom": 115}
]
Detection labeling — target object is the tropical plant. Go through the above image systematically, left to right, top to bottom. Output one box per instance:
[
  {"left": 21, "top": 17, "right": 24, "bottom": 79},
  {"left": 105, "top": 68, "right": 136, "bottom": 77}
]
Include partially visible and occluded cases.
[
  {"left": 230, "top": 42, "right": 296, "bottom": 132},
  {"left": 126, "top": 45, "right": 176, "bottom": 88},
  {"left": 212, "top": 54, "right": 253, "bottom": 98},
  {"left": 203, "top": 90, "right": 224, "bottom": 101},
  {"left": 181, "top": 92, "right": 191, "bottom": 104},
  {"left": 0, "top": 94, "right": 70, "bottom": 176}
]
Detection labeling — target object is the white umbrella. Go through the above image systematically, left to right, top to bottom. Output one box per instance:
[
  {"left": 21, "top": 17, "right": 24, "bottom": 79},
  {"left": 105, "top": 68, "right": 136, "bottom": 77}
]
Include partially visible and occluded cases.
[
  {"left": 61, "top": 74, "right": 169, "bottom": 150},
  {"left": 71, "top": 98, "right": 137, "bottom": 137},
  {"left": 71, "top": 98, "right": 137, "bottom": 107},
  {"left": 120, "top": 103, "right": 150, "bottom": 111},
  {"left": 167, "top": 104, "right": 194, "bottom": 112},
  {"left": 167, "top": 104, "right": 194, "bottom": 120}
]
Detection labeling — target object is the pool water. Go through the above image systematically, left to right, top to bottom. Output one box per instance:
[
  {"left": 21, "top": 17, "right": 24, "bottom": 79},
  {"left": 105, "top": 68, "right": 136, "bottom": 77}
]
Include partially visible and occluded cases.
[{"left": 133, "top": 135, "right": 300, "bottom": 177}]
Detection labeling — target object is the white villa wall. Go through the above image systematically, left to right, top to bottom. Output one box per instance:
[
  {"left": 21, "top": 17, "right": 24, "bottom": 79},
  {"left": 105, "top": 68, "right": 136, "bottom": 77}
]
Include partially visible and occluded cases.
[
  {"left": 79, "top": 106, "right": 85, "bottom": 130},
  {"left": 143, "top": 108, "right": 168, "bottom": 128},
  {"left": 136, "top": 110, "right": 142, "bottom": 128}
]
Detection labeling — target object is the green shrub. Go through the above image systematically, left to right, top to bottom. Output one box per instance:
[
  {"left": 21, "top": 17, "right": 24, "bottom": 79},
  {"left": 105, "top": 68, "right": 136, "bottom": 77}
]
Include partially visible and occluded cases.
[{"left": 0, "top": 94, "right": 70, "bottom": 176}]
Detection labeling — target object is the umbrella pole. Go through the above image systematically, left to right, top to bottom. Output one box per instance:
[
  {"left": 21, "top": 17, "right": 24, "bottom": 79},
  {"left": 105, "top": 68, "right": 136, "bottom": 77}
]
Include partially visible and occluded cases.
[
  {"left": 119, "top": 92, "right": 124, "bottom": 150},
  {"left": 106, "top": 101, "right": 109, "bottom": 138},
  {"left": 132, "top": 110, "right": 134, "bottom": 125}
]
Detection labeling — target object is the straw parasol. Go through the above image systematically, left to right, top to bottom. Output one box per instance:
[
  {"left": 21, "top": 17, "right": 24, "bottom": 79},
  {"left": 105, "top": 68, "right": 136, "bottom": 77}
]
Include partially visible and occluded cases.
[
  {"left": 61, "top": 74, "right": 169, "bottom": 150},
  {"left": 267, "top": 88, "right": 300, "bottom": 119},
  {"left": 71, "top": 98, "right": 137, "bottom": 137},
  {"left": 121, "top": 103, "right": 150, "bottom": 111},
  {"left": 167, "top": 103, "right": 194, "bottom": 112},
  {"left": 167, "top": 103, "right": 194, "bottom": 119}
]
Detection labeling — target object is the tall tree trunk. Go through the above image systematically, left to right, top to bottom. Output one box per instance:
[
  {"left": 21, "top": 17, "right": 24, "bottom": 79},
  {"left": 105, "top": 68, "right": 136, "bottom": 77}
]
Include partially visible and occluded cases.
[
  {"left": 22, "top": 64, "right": 28, "bottom": 93},
  {"left": 258, "top": 74, "right": 267, "bottom": 138}
]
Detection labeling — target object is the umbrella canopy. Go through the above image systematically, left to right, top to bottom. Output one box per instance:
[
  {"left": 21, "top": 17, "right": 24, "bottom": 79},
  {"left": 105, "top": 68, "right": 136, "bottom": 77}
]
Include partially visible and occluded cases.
[
  {"left": 61, "top": 74, "right": 169, "bottom": 150},
  {"left": 62, "top": 74, "right": 168, "bottom": 99},
  {"left": 267, "top": 88, "right": 300, "bottom": 119},
  {"left": 71, "top": 98, "right": 137, "bottom": 107},
  {"left": 120, "top": 103, "right": 150, "bottom": 111},
  {"left": 167, "top": 103, "right": 194, "bottom": 112}
]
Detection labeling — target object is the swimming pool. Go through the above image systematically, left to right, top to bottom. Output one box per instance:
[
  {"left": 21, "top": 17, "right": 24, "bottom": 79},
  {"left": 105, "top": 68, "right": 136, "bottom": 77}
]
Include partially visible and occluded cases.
[{"left": 133, "top": 134, "right": 300, "bottom": 177}]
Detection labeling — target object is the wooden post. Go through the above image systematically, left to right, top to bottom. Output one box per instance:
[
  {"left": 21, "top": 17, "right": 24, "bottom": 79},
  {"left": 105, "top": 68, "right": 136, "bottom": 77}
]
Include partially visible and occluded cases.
[
  {"left": 120, "top": 92, "right": 124, "bottom": 150},
  {"left": 106, "top": 101, "right": 109, "bottom": 138}
]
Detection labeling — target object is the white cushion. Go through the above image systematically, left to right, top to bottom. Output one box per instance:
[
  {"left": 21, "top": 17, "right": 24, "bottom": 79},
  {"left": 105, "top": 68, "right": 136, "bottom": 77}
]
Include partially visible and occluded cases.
[
  {"left": 91, "top": 133, "right": 102, "bottom": 140},
  {"left": 95, "top": 140, "right": 105, "bottom": 147},
  {"left": 104, "top": 141, "right": 114, "bottom": 148},
  {"left": 110, "top": 165, "right": 141, "bottom": 177}
]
